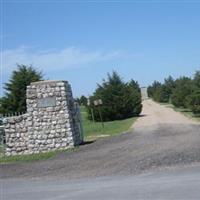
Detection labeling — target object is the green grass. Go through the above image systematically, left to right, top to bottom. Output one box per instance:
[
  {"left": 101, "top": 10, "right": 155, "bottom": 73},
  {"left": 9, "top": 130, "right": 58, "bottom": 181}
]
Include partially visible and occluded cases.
[
  {"left": 159, "top": 102, "right": 200, "bottom": 122},
  {"left": 81, "top": 106, "right": 137, "bottom": 140},
  {"left": 171, "top": 106, "right": 200, "bottom": 122},
  {"left": 0, "top": 107, "right": 137, "bottom": 164},
  {"left": 0, "top": 147, "right": 76, "bottom": 164}
]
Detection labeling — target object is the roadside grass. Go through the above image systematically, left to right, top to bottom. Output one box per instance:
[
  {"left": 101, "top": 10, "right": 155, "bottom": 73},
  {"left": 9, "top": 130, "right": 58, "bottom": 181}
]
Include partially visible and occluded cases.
[
  {"left": 159, "top": 102, "right": 200, "bottom": 122},
  {"left": 81, "top": 106, "right": 137, "bottom": 141},
  {"left": 0, "top": 107, "right": 137, "bottom": 164},
  {"left": 0, "top": 147, "right": 76, "bottom": 164}
]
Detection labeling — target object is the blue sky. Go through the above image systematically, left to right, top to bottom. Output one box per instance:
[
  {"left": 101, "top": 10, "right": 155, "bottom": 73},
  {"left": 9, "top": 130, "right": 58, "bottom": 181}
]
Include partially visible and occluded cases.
[{"left": 1, "top": 1, "right": 200, "bottom": 97}]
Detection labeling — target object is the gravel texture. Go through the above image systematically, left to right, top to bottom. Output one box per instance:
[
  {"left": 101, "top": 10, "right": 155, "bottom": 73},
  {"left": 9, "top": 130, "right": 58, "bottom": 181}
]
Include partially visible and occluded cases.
[{"left": 1, "top": 100, "right": 200, "bottom": 179}]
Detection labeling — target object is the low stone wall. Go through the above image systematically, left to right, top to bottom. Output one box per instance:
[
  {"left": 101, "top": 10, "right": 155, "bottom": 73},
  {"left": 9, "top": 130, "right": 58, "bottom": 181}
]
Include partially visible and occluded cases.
[
  {"left": 4, "top": 80, "right": 83, "bottom": 156},
  {"left": 5, "top": 114, "right": 29, "bottom": 155}
]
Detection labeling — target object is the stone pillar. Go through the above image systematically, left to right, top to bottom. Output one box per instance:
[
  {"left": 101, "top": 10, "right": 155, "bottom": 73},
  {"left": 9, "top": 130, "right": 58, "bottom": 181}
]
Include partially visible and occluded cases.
[
  {"left": 5, "top": 80, "right": 83, "bottom": 155},
  {"left": 26, "top": 80, "right": 82, "bottom": 153}
]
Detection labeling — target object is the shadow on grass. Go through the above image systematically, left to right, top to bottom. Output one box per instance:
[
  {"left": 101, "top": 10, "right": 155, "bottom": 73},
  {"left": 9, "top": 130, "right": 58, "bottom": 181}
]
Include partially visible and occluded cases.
[{"left": 81, "top": 140, "right": 96, "bottom": 146}]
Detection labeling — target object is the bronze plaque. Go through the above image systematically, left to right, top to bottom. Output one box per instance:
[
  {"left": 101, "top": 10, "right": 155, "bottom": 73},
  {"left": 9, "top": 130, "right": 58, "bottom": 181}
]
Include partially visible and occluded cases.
[{"left": 37, "top": 97, "right": 56, "bottom": 108}]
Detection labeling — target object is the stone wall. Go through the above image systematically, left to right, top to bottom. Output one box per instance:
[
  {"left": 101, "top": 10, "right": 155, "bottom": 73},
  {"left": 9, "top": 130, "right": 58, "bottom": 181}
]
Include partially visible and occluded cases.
[
  {"left": 4, "top": 80, "right": 83, "bottom": 156},
  {"left": 5, "top": 114, "right": 29, "bottom": 155}
]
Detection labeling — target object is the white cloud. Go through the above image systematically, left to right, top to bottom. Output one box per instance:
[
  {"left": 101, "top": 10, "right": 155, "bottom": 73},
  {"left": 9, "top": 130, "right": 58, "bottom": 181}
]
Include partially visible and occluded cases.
[{"left": 1, "top": 46, "right": 122, "bottom": 75}]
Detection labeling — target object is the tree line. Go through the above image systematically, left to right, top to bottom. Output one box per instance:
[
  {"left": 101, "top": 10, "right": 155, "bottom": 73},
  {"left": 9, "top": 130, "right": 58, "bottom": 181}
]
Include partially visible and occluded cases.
[
  {"left": 0, "top": 66, "right": 143, "bottom": 122},
  {"left": 147, "top": 71, "right": 200, "bottom": 115}
]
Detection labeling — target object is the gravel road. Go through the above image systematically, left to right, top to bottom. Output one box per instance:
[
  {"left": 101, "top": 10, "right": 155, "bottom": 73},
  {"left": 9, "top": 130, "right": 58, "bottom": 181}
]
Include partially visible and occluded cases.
[{"left": 0, "top": 99, "right": 200, "bottom": 179}]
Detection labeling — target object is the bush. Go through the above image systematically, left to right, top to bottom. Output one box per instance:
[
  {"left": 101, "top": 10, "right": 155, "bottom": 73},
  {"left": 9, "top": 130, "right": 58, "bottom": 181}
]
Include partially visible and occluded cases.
[{"left": 87, "top": 71, "right": 142, "bottom": 121}]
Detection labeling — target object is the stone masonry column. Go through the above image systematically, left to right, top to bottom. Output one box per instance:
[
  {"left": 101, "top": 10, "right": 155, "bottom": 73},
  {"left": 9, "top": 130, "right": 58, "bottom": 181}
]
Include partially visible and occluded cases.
[{"left": 26, "top": 80, "right": 82, "bottom": 154}]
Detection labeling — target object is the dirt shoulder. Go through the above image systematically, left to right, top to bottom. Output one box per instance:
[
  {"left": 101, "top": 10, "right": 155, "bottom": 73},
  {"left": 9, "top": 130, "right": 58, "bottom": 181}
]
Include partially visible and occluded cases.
[{"left": 0, "top": 100, "right": 200, "bottom": 179}]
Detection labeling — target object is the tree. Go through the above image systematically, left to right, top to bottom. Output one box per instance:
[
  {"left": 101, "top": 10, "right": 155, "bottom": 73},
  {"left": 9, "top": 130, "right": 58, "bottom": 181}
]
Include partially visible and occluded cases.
[
  {"left": 0, "top": 65, "right": 43, "bottom": 114},
  {"left": 87, "top": 71, "right": 142, "bottom": 121},
  {"left": 147, "top": 71, "right": 200, "bottom": 114},
  {"left": 186, "top": 71, "right": 200, "bottom": 114},
  {"left": 193, "top": 71, "right": 200, "bottom": 88},
  {"left": 148, "top": 76, "right": 175, "bottom": 103},
  {"left": 163, "top": 76, "right": 176, "bottom": 102},
  {"left": 171, "top": 77, "right": 193, "bottom": 108},
  {"left": 129, "top": 79, "right": 141, "bottom": 93},
  {"left": 128, "top": 81, "right": 142, "bottom": 116},
  {"left": 147, "top": 81, "right": 162, "bottom": 101},
  {"left": 158, "top": 85, "right": 170, "bottom": 103},
  {"left": 187, "top": 90, "right": 200, "bottom": 115},
  {"left": 75, "top": 95, "right": 88, "bottom": 106},
  {"left": 80, "top": 95, "right": 88, "bottom": 106}
]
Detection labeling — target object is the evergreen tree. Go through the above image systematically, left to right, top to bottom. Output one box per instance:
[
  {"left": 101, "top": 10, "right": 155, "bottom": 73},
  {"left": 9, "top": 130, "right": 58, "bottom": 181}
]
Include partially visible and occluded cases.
[
  {"left": 0, "top": 65, "right": 43, "bottom": 114},
  {"left": 87, "top": 71, "right": 142, "bottom": 121},
  {"left": 147, "top": 71, "right": 200, "bottom": 115},
  {"left": 186, "top": 71, "right": 200, "bottom": 114},
  {"left": 193, "top": 71, "right": 200, "bottom": 88},
  {"left": 148, "top": 76, "right": 175, "bottom": 103},
  {"left": 163, "top": 76, "right": 176, "bottom": 102},
  {"left": 171, "top": 77, "right": 193, "bottom": 108},
  {"left": 129, "top": 79, "right": 141, "bottom": 93},
  {"left": 128, "top": 81, "right": 142, "bottom": 116},
  {"left": 147, "top": 81, "right": 162, "bottom": 101},
  {"left": 158, "top": 85, "right": 170, "bottom": 103},
  {"left": 187, "top": 90, "right": 200, "bottom": 115},
  {"left": 76, "top": 95, "right": 88, "bottom": 106},
  {"left": 80, "top": 95, "right": 88, "bottom": 106}
]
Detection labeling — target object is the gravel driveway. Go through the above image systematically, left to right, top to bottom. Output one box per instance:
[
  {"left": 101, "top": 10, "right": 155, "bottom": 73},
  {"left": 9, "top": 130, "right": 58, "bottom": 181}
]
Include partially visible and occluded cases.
[{"left": 1, "top": 100, "right": 200, "bottom": 179}]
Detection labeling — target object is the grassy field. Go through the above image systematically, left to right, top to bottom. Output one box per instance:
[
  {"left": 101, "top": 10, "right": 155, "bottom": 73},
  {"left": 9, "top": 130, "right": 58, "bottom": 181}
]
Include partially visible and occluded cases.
[
  {"left": 160, "top": 102, "right": 200, "bottom": 122},
  {"left": 81, "top": 106, "right": 137, "bottom": 141}
]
